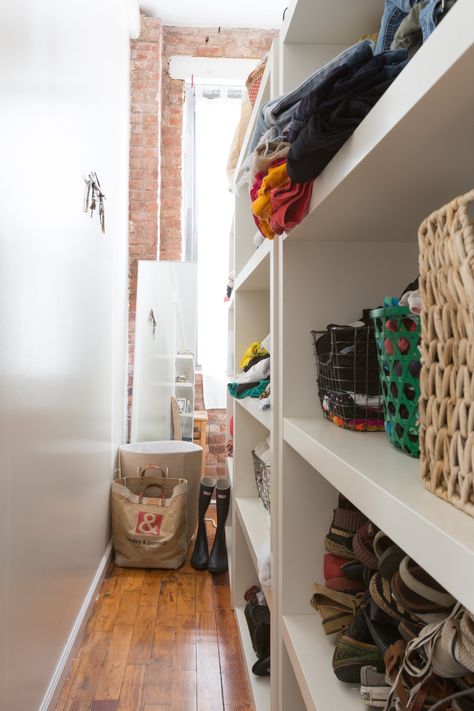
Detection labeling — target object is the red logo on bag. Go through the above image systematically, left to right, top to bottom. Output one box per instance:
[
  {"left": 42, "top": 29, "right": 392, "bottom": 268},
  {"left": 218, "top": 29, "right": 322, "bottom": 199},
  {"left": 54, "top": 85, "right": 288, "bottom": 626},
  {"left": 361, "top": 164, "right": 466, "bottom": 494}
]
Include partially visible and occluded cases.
[{"left": 135, "top": 511, "right": 162, "bottom": 535}]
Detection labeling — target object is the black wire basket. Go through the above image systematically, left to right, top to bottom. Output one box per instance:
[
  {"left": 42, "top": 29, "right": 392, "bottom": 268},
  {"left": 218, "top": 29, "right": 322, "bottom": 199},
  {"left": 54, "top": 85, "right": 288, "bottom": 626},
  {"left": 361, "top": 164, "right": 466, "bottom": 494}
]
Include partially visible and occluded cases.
[
  {"left": 311, "top": 321, "right": 384, "bottom": 432},
  {"left": 252, "top": 450, "right": 271, "bottom": 512}
]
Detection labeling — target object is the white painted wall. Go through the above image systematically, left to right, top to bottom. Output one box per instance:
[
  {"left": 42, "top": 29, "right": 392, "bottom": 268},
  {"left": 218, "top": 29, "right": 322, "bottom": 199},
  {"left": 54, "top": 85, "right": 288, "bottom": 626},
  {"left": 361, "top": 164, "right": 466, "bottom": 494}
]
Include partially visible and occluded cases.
[{"left": 0, "top": 1, "right": 131, "bottom": 709}]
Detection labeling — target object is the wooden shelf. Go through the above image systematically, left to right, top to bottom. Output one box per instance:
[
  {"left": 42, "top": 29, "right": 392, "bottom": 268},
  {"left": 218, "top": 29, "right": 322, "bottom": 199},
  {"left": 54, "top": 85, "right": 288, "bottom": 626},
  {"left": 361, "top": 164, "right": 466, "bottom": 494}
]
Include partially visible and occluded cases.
[
  {"left": 281, "top": 0, "right": 384, "bottom": 45},
  {"left": 283, "top": 1, "right": 474, "bottom": 245},
  {"left": 234, "top": 238, "right": 271, "bottom": 292},
  {"left": 235, "top": 397, "right": 271, "bottom": 431},
  {"left": 284, "top": 416, "right": 474, "bottom": 611},
  {"left": 235, "top": 497, "right": 270, "bottom": 572},
  {"left": 235, "top": 607, "right": 271, "bottom": 711},
  {"left": 283, "top": 615, "right": 361, "bottom": 711}
]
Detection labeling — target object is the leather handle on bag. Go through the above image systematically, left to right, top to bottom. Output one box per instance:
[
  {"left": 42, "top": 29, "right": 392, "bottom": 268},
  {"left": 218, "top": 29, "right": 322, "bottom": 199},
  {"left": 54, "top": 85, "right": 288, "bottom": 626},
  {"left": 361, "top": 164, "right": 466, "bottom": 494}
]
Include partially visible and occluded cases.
[
  {"left": 136, "top": 464, "right": 168, "bottom": 478},
  {"left": 138, "top": 482, "right": 166, "bottom": 505}
]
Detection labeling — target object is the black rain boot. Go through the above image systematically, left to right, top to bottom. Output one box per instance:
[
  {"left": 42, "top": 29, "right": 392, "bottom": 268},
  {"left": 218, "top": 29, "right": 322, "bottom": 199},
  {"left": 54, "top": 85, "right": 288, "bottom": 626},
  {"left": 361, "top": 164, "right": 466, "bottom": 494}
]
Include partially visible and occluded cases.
[
  {"left": 191, "top": 476, "right": 216, "bottom": 570},
  {"left": 208, "top": 478, "right": 231, "bottom": 574}
]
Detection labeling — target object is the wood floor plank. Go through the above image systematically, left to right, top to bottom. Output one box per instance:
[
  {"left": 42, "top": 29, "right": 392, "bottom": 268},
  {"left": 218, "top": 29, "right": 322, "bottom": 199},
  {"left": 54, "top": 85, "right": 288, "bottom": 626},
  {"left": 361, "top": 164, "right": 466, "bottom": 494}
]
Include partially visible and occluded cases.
[
  {"left": 122, "top": 568, "right": 145, "bottom": 591},
  {"left": 140, "top": 570, "right": 162, "bottom": 608},
  {"left": 195, "top": 573, "right": 214, "bottom": 613},
  {"left": 176, "top": 574, "right": 196, "bottom": 616},
  {"left": 213, "top": 575, "right": 232, "bottom": 611},
  {"left": 155, "top": 576, "right": 178, "bottom": 627},
  {"left": 89, "top": 588, "right": 123, "bottom": 633},
  {"left": 116, "top": 590, "right": 142, "bottom": 626},
  {"left": 127, "top": 605, "right": 157, "bottom": 663},
  {"left": 215, "top": 610, "right": 243, "bottom": 670},
  {"left": 196, "top": 613, "right": 224, "bottom": 711},
  {"left": 174, "top": 614, "right": 196, "bottom": 671},
  {"left": 94, "top": 624, "right": 134, "bottom": 701},
  {"left": 152, "top": 625, "right": 176, "bottom": 664},
  {"left": 64, "top": 631, "right": 111, "bottom": 711},
  {"left": 54, "top": 656, "right": 80, "bottom": 711},
  {"left": 143, "top": 662, "right": 172, "bottom": 705},
  {"left": 117, "top": 664, "right": 146, "bottom": 710},
  {"left": 221, "top": 669, "right": 254, "bottom": 711},
  {"left": 170, "top": 670, "right": 197, "bottom": 711},
  {"left": 90, "top": 702, "right": 119, "bottom": 711},
  {"left": 143, "top": 706, "right": 169, "bottom": 710}
]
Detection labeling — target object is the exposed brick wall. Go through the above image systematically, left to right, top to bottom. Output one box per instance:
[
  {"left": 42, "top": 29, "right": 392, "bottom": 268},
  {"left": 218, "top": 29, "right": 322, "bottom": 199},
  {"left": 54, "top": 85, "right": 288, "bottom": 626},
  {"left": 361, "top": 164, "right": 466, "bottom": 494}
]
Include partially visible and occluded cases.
[
  {"left": 128, "top": 15, "right": 162, "bottom": 432},
  {"left": 159, "top": 26, "right": 275, "bottom": 260}
]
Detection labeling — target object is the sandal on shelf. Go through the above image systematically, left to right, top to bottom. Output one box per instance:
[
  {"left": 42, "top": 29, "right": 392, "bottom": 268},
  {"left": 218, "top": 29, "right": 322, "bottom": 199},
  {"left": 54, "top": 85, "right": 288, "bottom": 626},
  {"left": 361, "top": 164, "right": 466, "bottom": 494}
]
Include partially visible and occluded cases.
[
  {"left": 325, "top": 495, "right": 367, "bottom": 560},
  {"left": 325, "top": 505, "right": 367, "bottom": 560},
  {"left": 353, "top": 521, "right": 380, "bottom": 571},
  {"left": 373, "top": 530, "right": 405, "bottom": 581},
  {"left": 391, "top": 558, "right": 456, "bottom": 623},
  {"left": 341, "top": 559, "right": 373, "bottom": 585},
  {"left": 370, "top": 572, "right": 411, "bottom": 623},
  {"left": 325, "top": 575, "right": 368, "bottom": 594},
  {"left": 311, "top": 582, "right": 364, "bottom": 635},
  {"left": 332, "top": 605, "right": 385, "bottom": 684},
  {"left": 384, "top": 605, "right": 472, "bottom": 711},
  {"left": 362, "top": 606, "right": 403, "bottom": 655}
]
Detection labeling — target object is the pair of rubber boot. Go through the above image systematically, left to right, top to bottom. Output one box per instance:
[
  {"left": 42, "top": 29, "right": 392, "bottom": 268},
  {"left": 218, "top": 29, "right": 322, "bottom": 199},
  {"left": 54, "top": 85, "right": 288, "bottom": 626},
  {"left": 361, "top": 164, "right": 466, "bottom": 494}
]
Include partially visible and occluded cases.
[{"left": 191, "top": 477, "right": 230, "bottom": 574}]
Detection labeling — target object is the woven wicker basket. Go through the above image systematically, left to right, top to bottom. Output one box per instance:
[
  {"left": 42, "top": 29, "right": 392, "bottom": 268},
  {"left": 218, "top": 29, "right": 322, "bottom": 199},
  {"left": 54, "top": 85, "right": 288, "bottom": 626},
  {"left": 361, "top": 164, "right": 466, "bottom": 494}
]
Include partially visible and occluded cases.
[
  {"left": 246, "top": 56, "right": 267, "bottom": 107},
  {"left": 419, "top": 188, "right": 474, "bottom": 516}
]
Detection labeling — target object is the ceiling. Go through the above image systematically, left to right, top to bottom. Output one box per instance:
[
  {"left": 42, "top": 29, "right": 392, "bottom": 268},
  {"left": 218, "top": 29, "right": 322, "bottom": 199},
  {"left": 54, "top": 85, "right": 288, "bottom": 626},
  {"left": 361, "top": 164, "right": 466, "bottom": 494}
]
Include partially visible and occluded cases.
[{"left": 138, "top": 0, "right": 288, "bottom": 28}]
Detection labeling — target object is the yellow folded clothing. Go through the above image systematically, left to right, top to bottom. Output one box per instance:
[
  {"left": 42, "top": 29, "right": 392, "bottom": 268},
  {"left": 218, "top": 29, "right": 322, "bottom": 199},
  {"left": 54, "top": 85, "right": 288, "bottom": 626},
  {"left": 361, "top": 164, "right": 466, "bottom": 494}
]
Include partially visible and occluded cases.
[{"left": 239, "top": 341, "right": 269, "bottom": 370}]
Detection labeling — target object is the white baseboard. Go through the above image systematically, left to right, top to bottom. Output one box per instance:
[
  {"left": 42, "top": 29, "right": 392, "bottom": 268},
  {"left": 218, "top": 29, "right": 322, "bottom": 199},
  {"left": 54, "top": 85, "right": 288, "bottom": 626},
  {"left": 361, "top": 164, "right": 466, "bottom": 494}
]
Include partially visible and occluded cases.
[{"left": 38, "top": 540, "right": 114, "bottom": 711}]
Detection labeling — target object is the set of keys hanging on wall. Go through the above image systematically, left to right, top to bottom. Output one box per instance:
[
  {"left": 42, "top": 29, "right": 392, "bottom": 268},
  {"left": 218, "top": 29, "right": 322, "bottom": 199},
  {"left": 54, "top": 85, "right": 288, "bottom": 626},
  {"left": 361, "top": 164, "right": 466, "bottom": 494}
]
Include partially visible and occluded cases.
[{"left": 83, "top": 172, "right": 106, "bottom": 234}]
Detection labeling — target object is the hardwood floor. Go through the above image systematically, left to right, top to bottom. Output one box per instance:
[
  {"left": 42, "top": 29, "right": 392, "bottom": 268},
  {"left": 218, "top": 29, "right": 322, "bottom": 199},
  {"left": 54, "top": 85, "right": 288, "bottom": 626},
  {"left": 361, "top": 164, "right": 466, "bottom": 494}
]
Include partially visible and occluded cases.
[{"left": 56, "top": 512, "right": 254, "bottom": 711}]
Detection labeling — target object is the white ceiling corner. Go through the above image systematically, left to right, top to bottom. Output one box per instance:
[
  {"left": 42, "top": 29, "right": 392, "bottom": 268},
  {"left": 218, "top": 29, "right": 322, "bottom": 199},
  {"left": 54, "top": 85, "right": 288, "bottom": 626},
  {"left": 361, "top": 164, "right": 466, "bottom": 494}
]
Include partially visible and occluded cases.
[{"left": 138, "top": 0, "right": 288, "bottom": 29}]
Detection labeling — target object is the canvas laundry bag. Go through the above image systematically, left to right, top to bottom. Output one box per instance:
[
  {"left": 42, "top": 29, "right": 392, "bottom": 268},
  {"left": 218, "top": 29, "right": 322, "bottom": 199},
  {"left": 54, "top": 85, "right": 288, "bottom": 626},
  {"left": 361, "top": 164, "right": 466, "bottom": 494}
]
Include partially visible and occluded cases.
[{"left": 111, "top": 465, "right": 187, "bottom": 569}]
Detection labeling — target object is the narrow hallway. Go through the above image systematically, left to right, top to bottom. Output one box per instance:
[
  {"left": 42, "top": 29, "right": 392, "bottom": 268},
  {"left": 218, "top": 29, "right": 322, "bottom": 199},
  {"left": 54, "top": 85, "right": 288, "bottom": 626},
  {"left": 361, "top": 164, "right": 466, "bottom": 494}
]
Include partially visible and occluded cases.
[{"left": 56, "top": 514, "right": 252, "bottom": 711}]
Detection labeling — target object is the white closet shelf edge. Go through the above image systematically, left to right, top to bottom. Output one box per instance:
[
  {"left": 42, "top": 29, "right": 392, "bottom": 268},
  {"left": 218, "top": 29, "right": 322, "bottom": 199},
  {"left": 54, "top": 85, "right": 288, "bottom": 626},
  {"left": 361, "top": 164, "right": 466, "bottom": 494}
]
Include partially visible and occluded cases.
[
  {"left": 234, "top": 238, "right": 271, "bottom": 293},
  {"left": 235, "top": 397, "right": 271, "bottom": 430},
  {"left": 284, "top": 416, "right": 474, "bottom": 611},
  {"left": 235, "top": 496, "right": 270, "bottom": 572},
  {"left": 235, "top": 607, "right": 271, "bottom": 711},
  {"left": 282, "top": 614, "right": 361, "bottom": 711}
]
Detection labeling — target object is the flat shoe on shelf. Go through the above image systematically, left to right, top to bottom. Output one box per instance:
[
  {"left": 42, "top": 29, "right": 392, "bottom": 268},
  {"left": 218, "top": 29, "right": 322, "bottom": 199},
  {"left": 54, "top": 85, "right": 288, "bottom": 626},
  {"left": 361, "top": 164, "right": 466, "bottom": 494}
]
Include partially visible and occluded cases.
[
  {"left": 353, "top": 521, "right": 379, "bottom": 570},
  {"left": 373, "top": 530, "right": 405, "bottom": 581},
  {"left": 311, "top": 582, "right": 364, "bottom": 635},
  {"left": 332, "top": 607, "right": 384, "bottom": 684}
]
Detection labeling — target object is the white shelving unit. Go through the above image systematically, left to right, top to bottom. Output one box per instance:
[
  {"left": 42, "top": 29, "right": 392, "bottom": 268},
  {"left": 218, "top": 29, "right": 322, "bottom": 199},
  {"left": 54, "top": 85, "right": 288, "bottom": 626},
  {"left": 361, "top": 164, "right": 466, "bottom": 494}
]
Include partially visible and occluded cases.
[
  {"left": 228, "top": 2, "right": 474, "bottom": 710},
  {"left": 175, "top": 353, "right": 195, "bottom": 440}
]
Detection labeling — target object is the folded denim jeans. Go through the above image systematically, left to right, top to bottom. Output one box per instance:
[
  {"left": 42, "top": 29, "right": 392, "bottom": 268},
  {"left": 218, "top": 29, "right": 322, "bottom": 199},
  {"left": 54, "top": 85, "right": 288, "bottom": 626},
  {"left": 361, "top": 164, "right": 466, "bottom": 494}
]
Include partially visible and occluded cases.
[
  {"left": 375, "top": 0, "right": 454, "bottom": 53},
  {"left": 248, "top": 39, "right": 375, "bottom": 153},
  {"left": 286, "top": 49, "right": 408, "bottom": 183}
]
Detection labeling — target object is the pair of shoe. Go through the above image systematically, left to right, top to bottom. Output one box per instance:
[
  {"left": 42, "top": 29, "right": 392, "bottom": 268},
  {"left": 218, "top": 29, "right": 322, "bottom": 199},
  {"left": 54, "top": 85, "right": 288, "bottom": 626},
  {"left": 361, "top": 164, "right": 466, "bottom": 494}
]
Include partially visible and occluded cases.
[{"left": 191, "top": 477, "right": 230, "bottom": 574}]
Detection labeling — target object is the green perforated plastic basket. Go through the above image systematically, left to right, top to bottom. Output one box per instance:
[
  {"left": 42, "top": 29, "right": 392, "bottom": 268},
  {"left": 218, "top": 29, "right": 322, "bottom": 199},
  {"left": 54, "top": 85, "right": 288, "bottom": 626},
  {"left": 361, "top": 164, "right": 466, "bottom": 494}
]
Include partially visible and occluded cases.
[{"left": 370, "top": 305, "right": 421, "bottom": 457}]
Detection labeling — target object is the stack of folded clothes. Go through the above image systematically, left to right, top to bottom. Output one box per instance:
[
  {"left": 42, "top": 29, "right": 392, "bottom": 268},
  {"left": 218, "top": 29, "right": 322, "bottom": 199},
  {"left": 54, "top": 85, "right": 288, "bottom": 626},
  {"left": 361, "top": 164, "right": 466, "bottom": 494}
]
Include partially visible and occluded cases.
[
  {"left": 239, "top": 0, "right": 458, "bottom": 237},
  {"left": 228, "top": 336, "right": 271, "bottom": 400},
  {"left": 311, "top": 493, "right": 474, "bottom": 710}
]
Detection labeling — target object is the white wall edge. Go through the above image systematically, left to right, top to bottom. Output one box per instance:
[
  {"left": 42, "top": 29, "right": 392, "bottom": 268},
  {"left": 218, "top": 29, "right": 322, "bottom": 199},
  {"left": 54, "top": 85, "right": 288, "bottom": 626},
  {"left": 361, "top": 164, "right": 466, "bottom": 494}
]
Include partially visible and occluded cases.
[
  {"left": 127, "top": 0, "right": 141, "bottom": 39},
  {"left": 38, "top": 541, "right": 114, "bottom": 711}
]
